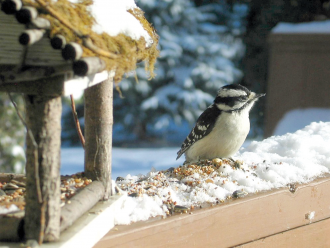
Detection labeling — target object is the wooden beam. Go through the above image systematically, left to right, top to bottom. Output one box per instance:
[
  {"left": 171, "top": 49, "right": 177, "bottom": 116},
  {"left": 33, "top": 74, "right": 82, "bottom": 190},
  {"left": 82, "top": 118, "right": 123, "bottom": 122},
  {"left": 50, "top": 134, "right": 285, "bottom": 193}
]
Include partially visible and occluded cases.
[
  {"left": 1, "top": 0, "right": 22, "bottom": 15},
  {"left": 15, "top": 6, "right": 38, "bottom": 24},
  {"left": 30, "top": 17, "right": 51, "bottom": 29},
  {"left": 19, "top": 29, "right": 45, "bottom": 46},
  {"left": 50, "top": 35, "right": 67, "bottom": 50},
  {"left": 62, "top": 42, "right": 83, "bottom": 61},
  {"left": 73, "top": 57, "right": 106, "bottom": 76},
  {"left": 0, "top": 65, "right": 72, "bottom": 84},
  {"left": 0, "top": 69, "right": 112, "bottom": 96},
  {"left": 0, "top": 74, "right": 67, "bottom": 96},
  {"left": 84, "top": 77, "right": 113, "bottom": 200},
  {"left": 24, "top": 93, "right": 62, "bottom": 243},
  {"left": 0, "top": 173, "right": 25, "bottom": 183},
  {"left": 95, "top": 175, "right": 330, "bottom": 248},
  {"left": 60, "top": 181, "right": 105, "bottom": 232}
]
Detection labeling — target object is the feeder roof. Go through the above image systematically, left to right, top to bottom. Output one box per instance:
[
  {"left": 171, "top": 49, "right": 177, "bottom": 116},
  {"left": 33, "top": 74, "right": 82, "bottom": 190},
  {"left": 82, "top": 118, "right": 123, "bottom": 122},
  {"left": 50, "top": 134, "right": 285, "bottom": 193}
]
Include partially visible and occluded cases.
[{"left": 0, "top": 0, "right": 159, "bottom": 83}]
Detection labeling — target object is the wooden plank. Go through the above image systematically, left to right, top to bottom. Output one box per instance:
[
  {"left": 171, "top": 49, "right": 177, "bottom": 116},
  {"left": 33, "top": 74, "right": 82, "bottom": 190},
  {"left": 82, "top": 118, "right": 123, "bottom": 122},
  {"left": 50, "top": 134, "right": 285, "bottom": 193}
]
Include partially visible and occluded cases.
[
  {"left": 0, "top": 11, "right": 65, "bottom": 66},
  {"left": 0, "top": 12, "right": 25, "bottom": 65},
  {"left": 265, "top": 33, "right": 330, "bottom": 137},
  {"left": 25, "top": 37, "right": 66, "bottom": 66},
  {"left": 0, "top": 64, "right": 72, "bottom": 84},
  {"left": 0, "top": 70, "right": 112, "bottom": 96},
  {"left": 0, "top": 75, "right": 66, "bottom": 96},
  {"left": 0, "top": 173, "right": 25, "bottom": 183},
  {"left": 95, "top": 175, "right": 330, "bottom": 248},
  {"left": 0, "top": 195, "right": 126, "bottom": 248},
  {"left": 238, "top": 217, "right": 330, "bottom": 248}
]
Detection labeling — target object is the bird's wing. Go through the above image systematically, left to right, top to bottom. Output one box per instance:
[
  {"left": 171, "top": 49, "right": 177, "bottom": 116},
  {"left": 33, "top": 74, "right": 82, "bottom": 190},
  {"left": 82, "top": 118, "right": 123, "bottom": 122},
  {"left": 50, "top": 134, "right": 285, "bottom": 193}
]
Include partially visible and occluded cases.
[{"left": 176, "top": 105, "right": 221, "bottom": 160}]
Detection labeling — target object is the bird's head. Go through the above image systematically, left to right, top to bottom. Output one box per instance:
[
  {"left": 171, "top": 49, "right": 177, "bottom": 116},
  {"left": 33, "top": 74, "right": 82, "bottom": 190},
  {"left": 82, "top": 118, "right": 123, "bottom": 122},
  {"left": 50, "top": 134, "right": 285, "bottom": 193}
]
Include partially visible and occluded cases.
[{"left": 214, "top": 84, "right": 265, "bottom": 112}]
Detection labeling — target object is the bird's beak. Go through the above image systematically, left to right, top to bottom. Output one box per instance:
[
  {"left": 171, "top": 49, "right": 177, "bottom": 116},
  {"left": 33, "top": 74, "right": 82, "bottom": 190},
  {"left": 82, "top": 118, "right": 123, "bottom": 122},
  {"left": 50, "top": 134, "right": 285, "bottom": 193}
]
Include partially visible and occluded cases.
[
  {"left": 249, "top": 92, "right": 265, "bottom": 101},
  {"left": 255, "top": 93, "right": 266, "bottom": 99}
]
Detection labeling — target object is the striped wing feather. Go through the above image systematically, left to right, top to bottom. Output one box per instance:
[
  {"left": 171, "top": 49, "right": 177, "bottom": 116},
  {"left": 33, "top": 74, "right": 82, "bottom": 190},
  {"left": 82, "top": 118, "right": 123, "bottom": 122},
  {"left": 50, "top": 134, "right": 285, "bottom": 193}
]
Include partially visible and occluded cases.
[{"left": 176, "top": 105, "right": 221, "bottom": 160}]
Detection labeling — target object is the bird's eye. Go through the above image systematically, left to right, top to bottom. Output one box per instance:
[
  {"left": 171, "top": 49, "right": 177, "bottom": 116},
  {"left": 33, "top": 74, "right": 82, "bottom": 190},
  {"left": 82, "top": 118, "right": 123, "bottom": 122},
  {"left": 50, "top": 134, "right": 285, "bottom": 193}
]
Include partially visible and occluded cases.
[{"left": 238, "top": 95, "right": 248, "bottom": 101}]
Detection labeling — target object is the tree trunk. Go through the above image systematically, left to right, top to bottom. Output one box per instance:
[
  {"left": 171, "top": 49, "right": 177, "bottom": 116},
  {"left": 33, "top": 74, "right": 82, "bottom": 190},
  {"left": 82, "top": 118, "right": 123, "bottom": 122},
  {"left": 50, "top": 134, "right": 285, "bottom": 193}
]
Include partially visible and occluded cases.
[
  {"left": 84, "top": 78, "right": 113, "bottom": 200},
  {"left": 24, "top": 94, "right": 61, "bottom": 243}
]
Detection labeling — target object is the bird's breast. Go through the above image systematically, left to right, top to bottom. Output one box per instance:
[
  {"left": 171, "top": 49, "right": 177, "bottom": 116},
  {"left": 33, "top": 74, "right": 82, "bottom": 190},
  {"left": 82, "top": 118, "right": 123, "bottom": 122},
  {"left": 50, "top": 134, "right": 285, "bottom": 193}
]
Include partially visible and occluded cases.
[{"left": 185, "top": 111, "right": 250, "bottom": 161}]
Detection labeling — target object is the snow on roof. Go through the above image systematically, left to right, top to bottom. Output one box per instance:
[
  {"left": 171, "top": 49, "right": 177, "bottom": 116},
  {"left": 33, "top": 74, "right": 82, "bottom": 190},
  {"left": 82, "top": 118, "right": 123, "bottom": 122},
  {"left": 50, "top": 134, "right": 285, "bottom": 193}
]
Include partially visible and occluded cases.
[
  {"left": 91, "top": 0, "right": 153, "bottom": 47},
  {"left": 272, "top": 20, "right": 330, "bottom": 34},
  {"left": 114, "top": 122, "right": 330, "bottom": 225}
]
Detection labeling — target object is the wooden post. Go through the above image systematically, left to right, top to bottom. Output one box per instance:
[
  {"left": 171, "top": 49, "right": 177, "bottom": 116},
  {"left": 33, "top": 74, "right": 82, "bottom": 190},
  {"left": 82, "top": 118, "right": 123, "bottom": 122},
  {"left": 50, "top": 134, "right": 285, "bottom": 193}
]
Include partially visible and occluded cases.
[
  {"left": 84, "top": 77, "right": 113, "bottom": 200},
  {"left": 24, "top": 94, "right": 61, "bottom": 242}
]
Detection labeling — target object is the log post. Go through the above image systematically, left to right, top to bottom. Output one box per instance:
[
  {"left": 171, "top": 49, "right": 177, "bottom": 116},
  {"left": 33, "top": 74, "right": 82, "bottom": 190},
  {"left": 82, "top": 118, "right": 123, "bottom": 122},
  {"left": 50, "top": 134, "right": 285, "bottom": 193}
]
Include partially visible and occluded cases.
[
  {"left": 84, "top": 77, "right": 113, "bottom": 200},
  {"left": 24, "top": 93, "right": 62, "bottom": 243}
]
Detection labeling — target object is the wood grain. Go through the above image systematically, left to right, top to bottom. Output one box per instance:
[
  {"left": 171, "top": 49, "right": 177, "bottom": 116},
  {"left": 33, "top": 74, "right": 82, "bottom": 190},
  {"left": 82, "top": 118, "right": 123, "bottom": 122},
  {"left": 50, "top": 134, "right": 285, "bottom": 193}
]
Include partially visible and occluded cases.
[
  {"left": 84, "top": 78, "right": 113, "bottom": 200},
  {"left": 24, "top": 93, "right": 62, "bottom": 242},
  {"left": 95, "top": 175, "right": 330, "bottom": 248},
  {"left": 60, "top": 181, "right": 105, "bottom": 232},
  {"left": 238, "top": 217, "right": 330, "bottom": 248}
]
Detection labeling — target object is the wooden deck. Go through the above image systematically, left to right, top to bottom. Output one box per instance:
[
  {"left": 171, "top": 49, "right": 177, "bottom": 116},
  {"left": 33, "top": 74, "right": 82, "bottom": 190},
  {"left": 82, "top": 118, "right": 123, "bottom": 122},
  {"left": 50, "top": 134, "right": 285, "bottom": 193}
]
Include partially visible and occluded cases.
[{"left": 95, "top": 175, "right": 330, "bottom": 248}]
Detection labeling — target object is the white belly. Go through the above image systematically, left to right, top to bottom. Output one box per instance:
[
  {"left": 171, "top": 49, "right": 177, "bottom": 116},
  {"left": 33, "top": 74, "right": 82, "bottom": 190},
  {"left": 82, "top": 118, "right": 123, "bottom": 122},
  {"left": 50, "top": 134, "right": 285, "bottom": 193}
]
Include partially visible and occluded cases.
[{"left": 185, "top": 111, "right": 250, "bottom": 162}]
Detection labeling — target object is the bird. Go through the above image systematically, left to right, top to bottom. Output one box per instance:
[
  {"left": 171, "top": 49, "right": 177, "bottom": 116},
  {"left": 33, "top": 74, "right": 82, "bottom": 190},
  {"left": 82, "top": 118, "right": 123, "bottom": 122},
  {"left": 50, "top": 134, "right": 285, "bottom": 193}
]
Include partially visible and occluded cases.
[{"left": 176, "top": 84, "right": 265, "bottom": 162}]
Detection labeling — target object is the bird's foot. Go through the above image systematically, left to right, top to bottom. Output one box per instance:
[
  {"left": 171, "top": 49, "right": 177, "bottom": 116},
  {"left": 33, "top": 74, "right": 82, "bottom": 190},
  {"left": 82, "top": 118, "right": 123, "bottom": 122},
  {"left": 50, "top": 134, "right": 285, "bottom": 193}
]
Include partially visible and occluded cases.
[{"left": 229, "top": 157, "right": 243, "bottom": 169}]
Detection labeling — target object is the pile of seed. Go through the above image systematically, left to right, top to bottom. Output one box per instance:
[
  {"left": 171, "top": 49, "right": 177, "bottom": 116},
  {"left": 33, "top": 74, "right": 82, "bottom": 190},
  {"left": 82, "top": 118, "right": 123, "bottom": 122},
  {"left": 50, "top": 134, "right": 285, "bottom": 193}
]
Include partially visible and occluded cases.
[
  {"left": 115, "top": 158, "right": 249, "bottom": 216},
  {"left": 0, "top": 173, "right": 92, "bottom": 213},
  {"left": 59, "top": 175, "right": 92, "bottom": 207},
  {"left": 0, "top": 180, "right": 26, "bottom": 211}
]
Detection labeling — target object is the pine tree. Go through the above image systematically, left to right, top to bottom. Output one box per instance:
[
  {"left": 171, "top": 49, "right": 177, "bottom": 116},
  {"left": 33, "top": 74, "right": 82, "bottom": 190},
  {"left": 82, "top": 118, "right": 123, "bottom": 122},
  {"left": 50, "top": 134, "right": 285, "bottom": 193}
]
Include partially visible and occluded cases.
[
  {"left": 113, "top": 0, "right": 247, "bottom": 146},
  {"left": 0, "top": 93, "right": 25, "bottom": 172}
]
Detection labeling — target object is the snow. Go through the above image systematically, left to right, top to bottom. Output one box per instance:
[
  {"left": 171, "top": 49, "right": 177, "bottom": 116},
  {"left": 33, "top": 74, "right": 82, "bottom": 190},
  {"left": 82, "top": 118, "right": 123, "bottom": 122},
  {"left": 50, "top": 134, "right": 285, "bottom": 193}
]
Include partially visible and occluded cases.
[
  {"left": 90, "top": 0, "right": 153, "bottom": 47},
  {"left": 272, "top": 20, "right": 330, "bottom": 34},
  {"left": 273, "top": 108, "right": 330, "bottom": 136},
  {"left": 59, "top": 122, "right": 330, "bottom": 225},
  {"left": 112, "top": 122, "right": 330, "bottom": 225},
  {"left": 0, "top": 204, "right": 19, "bottom": 215},
  {"left": 306, "top": 211, "right": 315, "bottom": 222}
]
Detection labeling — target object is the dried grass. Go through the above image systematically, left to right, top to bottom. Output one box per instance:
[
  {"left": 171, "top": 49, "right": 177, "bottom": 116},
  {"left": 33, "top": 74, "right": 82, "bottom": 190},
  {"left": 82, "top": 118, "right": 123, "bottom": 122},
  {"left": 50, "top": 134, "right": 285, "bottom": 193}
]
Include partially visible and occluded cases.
[{"left": 22, "top": 0, "right": 159, "bottom": 83}]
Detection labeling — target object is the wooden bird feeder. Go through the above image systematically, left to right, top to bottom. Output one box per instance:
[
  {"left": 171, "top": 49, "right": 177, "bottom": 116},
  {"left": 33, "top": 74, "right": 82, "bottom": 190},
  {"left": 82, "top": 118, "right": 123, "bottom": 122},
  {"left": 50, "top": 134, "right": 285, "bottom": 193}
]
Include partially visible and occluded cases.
[
  {"left": 0, "top": 0, "right": 158, "bottom": 244},
  {"left": 1, "top": 1, "right": 330, "bottom": 247}
]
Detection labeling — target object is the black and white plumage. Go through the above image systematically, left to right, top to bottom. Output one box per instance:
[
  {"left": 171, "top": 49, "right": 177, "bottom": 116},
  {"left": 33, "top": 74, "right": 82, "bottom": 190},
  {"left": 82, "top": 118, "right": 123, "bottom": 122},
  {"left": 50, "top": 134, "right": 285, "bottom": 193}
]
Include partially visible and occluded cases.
[{"left": 177, "top": 84, "right": 265, "bottom": 162}]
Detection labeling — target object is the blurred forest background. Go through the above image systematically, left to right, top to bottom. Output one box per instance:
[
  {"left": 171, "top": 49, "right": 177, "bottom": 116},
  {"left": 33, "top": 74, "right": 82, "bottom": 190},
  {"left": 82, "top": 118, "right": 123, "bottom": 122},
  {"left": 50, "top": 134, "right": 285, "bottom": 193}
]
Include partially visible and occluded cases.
[{"left": 1, "top": 0, "right": 330, "bottom": 172}]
